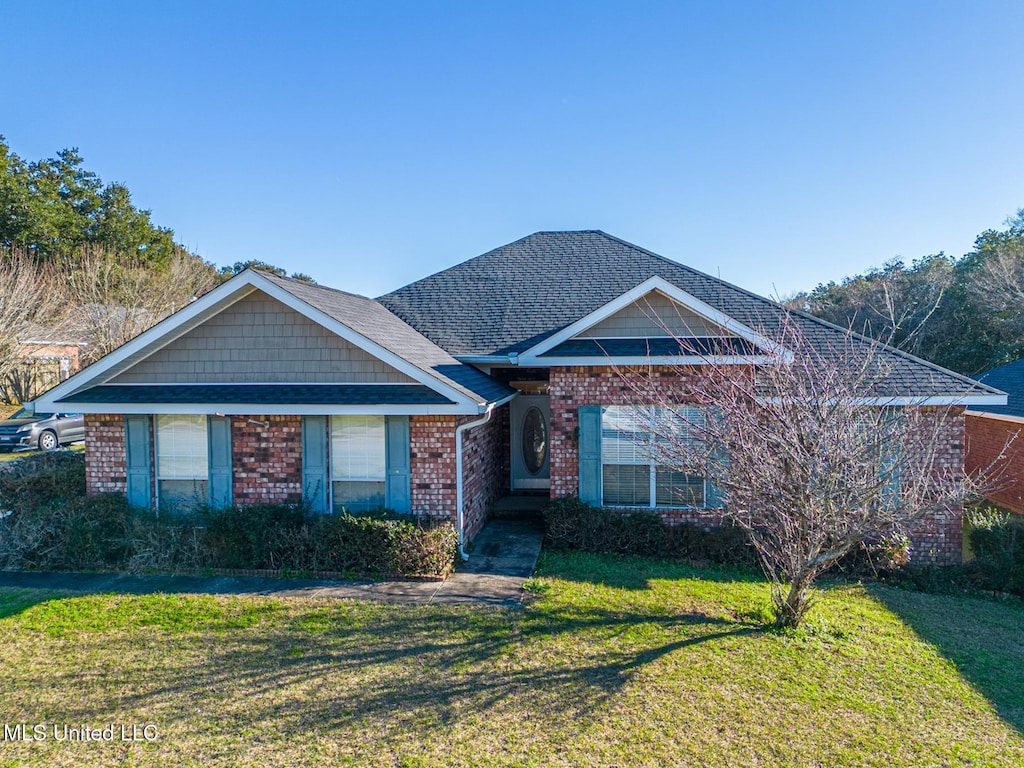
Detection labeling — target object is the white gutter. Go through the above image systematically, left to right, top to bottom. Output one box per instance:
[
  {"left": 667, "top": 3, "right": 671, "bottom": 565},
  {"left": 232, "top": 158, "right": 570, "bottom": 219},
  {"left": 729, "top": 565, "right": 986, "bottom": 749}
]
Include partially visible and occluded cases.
[{"left": 454, "top": 393, "right": 517, "bottom": 560}]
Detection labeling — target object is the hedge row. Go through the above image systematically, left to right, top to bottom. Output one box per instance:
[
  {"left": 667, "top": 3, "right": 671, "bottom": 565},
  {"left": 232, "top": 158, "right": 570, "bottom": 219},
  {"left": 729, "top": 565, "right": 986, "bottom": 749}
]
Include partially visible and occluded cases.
[
  {"left": 0, "top": 453, "right": 458, "bottom": 577},
  {"left": 543, "top": 496, "right": 756, "bottom": 566}
]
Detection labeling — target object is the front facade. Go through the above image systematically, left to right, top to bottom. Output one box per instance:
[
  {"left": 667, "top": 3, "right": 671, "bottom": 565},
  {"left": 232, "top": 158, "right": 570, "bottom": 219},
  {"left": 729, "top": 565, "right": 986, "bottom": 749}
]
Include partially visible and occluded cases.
[{"left": 35, "top": 231, "right": 1006, "bottom": 561}]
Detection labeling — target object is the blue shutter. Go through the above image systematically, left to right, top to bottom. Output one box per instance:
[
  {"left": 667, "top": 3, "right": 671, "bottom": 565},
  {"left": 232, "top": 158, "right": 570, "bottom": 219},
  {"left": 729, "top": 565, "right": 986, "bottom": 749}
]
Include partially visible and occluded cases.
[
  {"left": 578, "top": 406, "right": 602, "bottom": 505},
  {"left": 705, "top": 406, "right": 728, "bottom": 509},
  {"left": 880, "top": 412, "right": 903, "bottom": 511},
  {"left": 124, "top": 415, "right": 152, "bottom": 510},
  {"left": 207, "top": 416, "right": 233, "bottom": 508},
  {"left": 302, "top": 416, "right": 328, "bottom": 513},
  {"left": 385, "top": 416, "right": 411, "bottom": 514}
]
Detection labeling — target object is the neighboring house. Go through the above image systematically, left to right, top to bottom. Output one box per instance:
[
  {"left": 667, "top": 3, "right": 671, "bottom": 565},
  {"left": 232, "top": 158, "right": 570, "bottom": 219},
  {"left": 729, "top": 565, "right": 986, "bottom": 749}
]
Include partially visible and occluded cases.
[
  {"left": 33, "top": 231, "right": 1005, "bottom": 562},
  {"left": 4, "top": 328, "right": 87, "bottom": 403},
  {"left": 966, "top": 359, "right": 1024, "bottom": 513}
]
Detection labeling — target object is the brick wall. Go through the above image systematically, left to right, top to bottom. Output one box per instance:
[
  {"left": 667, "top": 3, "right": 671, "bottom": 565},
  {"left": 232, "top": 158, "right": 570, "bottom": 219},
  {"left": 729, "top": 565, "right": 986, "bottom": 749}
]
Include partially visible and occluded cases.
[
  {"left": 549, "top": 366, "right": 967, "bottom": 564},
  {"left": 549, "top": 366, "right": 727, "bottom": 527},
  {"left": 965, "top": 410, "right": 1024, "bottom": 514},
  {"left": 459, "top": 411, "right": 506, "bottom": 541},
  {"left": 84, "top": 413, "right": 128, "bottom": 495},
  {"left": 409, "top": 413, "right": 506, "bottom": 542},
  {"left": 231, "top": 415, "right": 303, "bottom": 505},
  {"left": 410, "top": 416, "right": 457, "bottom": 520}
]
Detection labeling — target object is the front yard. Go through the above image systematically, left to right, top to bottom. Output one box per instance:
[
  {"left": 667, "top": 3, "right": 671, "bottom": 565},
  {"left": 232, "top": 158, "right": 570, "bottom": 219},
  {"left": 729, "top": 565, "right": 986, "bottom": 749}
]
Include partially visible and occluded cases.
[{"left": 0, "top": 550, "right": 1022, "bottom": 767}]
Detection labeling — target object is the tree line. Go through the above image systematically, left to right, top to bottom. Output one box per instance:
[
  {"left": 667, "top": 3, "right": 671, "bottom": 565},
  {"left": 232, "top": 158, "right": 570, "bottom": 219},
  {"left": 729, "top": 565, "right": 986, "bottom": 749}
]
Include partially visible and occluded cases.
[
  {"left": 0, "top": 137, "right": 317, "bottom": 403},
  {"left": 791, "top": 209, "right": 1024, "bottom": 376}
]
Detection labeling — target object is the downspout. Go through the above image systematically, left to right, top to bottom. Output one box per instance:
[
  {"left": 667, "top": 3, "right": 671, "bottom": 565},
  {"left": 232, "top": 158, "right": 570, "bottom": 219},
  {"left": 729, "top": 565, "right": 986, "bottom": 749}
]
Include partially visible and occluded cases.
[{"left": 455, "top": 404, "right": 496, "bottom": 561}]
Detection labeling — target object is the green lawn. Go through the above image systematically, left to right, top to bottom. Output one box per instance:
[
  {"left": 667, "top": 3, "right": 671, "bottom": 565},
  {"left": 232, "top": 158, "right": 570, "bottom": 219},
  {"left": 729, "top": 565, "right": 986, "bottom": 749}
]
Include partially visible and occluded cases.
[{"left": 0, "top": 551, "right": 1021, "bottom": 767}]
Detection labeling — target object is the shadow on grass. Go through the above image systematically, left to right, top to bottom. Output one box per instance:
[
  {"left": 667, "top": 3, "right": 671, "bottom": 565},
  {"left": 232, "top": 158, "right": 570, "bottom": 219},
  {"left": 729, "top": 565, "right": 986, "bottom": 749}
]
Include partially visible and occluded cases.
[
  {"left": 868, "top": 583, "right": 1024, "bottom": 735},
  {"left": 0, "top": 587, "right": 64, "bottom": 619},
  {"left": 35, "top": 601, "right": 762, "bottom": 736}
]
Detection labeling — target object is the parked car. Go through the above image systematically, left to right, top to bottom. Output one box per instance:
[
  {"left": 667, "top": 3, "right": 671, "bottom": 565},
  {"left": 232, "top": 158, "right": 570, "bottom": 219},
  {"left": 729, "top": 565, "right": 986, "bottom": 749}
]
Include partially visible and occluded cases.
[{"left": 0, "top": 408, "right": 85, "bottom": 452}]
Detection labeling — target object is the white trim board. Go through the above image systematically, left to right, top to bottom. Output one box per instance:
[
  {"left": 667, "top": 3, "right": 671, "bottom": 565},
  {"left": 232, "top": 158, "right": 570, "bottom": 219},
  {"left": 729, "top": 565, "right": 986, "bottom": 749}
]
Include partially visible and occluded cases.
[{"left": 517, "top": 276, "right": 792, "bottom": 366}]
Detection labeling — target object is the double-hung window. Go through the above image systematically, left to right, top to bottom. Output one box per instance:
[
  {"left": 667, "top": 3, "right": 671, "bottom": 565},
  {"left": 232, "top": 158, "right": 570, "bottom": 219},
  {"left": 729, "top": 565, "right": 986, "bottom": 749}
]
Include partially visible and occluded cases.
[
  {"left": 601, "top": 405, "right": 706, "bottom": 508},
  {"left": 155, "top": 414, "right": 209, "bottom": 509},
  {"left": 330, "top": 416, "right": 386, "bottom": 512}
]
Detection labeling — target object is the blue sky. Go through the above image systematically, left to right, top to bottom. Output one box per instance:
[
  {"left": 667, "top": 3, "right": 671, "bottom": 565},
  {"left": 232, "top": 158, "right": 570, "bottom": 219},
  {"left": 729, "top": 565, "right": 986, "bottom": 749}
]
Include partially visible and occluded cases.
[{"left": 5, "top": 1, "right": 1024, "bottom": 299}]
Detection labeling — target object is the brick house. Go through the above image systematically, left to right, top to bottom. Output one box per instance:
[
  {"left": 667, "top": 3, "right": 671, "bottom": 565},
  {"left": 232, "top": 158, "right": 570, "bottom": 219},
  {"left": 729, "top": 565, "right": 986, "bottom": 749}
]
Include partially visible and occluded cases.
[
  {"left": 33, "top": 231, "right": 1005, "bottom": 562},
  {"left": 966, "top": 359, "right": 1024, "bottom": 513}
]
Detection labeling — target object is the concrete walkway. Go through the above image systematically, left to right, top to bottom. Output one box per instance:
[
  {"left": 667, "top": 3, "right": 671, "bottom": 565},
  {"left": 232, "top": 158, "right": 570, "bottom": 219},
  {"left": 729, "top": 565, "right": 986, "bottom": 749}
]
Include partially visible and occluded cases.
[{"left": 0, "top": 518, "right": 545, "bottom": 608}]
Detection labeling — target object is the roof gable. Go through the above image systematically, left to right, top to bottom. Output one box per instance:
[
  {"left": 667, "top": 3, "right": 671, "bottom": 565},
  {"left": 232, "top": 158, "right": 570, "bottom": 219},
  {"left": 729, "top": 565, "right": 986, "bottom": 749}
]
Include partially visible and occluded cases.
[
  {"left": 34, "top": 270, "right": 513, "bottom": 414},
  {"left": 518, "top": 276, "right": 787, "bottom": 366},
  {"left": 108, "top": 290, "right": 415, "bottom": 385}
]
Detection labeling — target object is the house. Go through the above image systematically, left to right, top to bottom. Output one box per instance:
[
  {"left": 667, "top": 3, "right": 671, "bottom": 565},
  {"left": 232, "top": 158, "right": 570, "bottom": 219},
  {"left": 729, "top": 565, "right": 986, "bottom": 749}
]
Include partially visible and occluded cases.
[
  {"left": 33, "top": 231, "right": 1006, "bottom": 562},
  {"left": 965, "top": 359, "right": 1024, "bottom": 513}
]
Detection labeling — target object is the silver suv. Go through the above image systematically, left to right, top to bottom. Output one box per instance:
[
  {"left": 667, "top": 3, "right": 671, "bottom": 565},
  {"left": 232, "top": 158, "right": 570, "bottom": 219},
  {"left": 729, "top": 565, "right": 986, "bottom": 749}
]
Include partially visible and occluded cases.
[{"left": 0, "top": 408, "right": 85, "bottom": 452}]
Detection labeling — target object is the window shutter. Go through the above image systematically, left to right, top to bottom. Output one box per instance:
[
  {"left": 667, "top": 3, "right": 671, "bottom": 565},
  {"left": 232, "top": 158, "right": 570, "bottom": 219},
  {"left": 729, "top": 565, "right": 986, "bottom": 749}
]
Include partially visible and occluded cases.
[
  {"left": 578, "top": 406, "right": 602, "bottom": 504},
  {"left": 705, "top": 407, "right": 728, "bottom": 509},
  {"left": 124, "top": 415, "right": 152, "bottom": 510},
  {"left": 207, "top": 416, "right": 233, "bottom": 508},
  {"left": 302, "top": 416, "right": 329, "bottom": 513},
  {"left": 385, "top": 416, "right": 411, "bottom": 514}
]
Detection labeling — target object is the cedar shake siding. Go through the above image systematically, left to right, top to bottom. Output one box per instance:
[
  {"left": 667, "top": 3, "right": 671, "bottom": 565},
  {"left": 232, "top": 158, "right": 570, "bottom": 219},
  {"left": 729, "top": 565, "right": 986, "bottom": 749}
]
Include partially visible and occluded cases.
[
  {"left": 577, "top": 290, "right": 732, "bottom": 339},
  {"left": 110, "top": 291, "right": 415, "bottom": 385}
]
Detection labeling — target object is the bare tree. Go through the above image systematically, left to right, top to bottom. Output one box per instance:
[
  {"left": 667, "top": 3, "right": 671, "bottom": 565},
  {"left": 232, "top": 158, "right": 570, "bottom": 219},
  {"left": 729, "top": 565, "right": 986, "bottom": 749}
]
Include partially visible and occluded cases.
[
  {"left": 59, "top": 246, "right": 219, "bottom": 364},
  {"left": 0, "top": 250, "right": 65, "bottom": 403},
  {"left": 615, "top": 314, "right": 987, "bottom": 628}
]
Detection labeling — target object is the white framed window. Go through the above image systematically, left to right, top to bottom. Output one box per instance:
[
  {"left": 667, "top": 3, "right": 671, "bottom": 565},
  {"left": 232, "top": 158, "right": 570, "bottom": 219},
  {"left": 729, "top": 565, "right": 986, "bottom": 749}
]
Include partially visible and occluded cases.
[
  {"left": 601, "top": 405, "right": 706, "bottom": 508},
  {"left": 156, "top": 414, "right": 209, "bottom": 510},
  {"left": 330, "top": 416, "right": 386, "bottom": 512}
]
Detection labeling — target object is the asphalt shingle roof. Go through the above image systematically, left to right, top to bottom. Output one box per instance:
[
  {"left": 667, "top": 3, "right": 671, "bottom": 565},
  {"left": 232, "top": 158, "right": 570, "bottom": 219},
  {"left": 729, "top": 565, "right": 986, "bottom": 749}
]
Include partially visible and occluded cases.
[
  {"left": 379, "top": 230, "right": 1002, "bottom": 399},
  {"left": 255, "top": 272, "right": 514, "bottom": 406},
  {"left": 974, "top": 360, "right": 1024, "bottom": 417},
  {"left": 63, "top": 384, "right": 454, "bottom": 406}
]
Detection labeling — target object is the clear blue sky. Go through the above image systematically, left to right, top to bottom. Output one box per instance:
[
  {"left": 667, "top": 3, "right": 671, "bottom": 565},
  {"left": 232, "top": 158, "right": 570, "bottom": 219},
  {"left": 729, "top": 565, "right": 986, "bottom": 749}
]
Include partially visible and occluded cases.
[{"left": 5, "top": 1, "right": 1023, "bottom": 299}]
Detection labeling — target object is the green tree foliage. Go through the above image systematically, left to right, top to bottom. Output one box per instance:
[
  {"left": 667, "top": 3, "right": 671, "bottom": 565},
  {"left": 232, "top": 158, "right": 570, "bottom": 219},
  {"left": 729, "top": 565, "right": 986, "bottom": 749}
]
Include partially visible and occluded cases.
[
  {"left": 0, "top": 136, "right": 176, "bottom": 265},
  {"left": 794, "top": 210, "right": 1024, "bottom": 375},
  {"left": 219, "top": 260, "right": 317, "bottom": 284}
]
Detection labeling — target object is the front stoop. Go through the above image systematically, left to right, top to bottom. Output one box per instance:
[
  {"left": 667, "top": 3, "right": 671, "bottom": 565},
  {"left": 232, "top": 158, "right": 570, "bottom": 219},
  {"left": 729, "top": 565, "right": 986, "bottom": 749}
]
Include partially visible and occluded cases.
[{"left": 461, "top": 518, "right": 545, "bottom": 578}]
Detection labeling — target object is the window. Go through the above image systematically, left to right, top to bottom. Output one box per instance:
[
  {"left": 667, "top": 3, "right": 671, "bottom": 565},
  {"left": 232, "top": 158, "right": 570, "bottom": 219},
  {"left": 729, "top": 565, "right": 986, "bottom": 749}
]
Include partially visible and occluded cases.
[
  {"left": 601, "top": 405, "right": 706, "bottom": 508},
  {"left": 156, "top": 414, "right": 208, "bottom": 510},
  {"left": 330, "top": 416, "right": 386, "bottom": 512}
]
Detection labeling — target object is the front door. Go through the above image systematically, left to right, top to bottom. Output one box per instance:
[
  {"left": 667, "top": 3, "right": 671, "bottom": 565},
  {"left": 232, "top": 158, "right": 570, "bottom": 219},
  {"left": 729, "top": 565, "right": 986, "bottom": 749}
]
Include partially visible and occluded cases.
[{"left": 510, "top": 395, "right": 551, "bottom": 490}]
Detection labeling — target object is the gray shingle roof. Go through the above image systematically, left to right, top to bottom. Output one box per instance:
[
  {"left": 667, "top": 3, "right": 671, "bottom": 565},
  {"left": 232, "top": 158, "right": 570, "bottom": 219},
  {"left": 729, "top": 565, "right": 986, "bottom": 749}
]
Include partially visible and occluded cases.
[
  {"left": 379, "top": 230, "right": 1001, "bottom": 399},
  {"left": 256, "top": 271, "right": 514, "bottom": 406},
  {"left": 541, "top": 337, "right": 759, "bottom": 358},
  {"left": 974, "top": 360, "right": 1024, "bottom": 417},
  {"left": 63, "top": 384, "right": 454, "bottom": 406}
]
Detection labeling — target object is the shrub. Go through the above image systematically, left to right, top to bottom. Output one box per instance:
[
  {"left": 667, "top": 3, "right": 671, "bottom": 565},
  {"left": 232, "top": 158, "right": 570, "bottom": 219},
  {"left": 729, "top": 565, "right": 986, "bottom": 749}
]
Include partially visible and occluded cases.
[
  {"left": 0, "top": 450, "right": 458, "bottom": 577},
  {"left": 543, "top": 496, "right": 754, "bottom": 566},
  {"left": 966, "top": 507, "right": 1024, "bottom": 597}
]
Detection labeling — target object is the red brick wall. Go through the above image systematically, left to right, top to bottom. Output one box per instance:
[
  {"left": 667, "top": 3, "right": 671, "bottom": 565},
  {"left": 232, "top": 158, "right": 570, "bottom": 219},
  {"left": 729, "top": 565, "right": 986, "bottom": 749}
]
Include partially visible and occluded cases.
[
  {"left": 549, "top": 366, "right": 967, "bottom": 564},
  {"left": 549, "top": 366, "right": 728, "bottom": 527},
  {"left": 459, "top": 410, "right": 506, "bottom": 541},
  {"left": 965, "top": 411, "right": 1024, "bottom": 514},
  {"left": 84, "top": 413, "right": 128, "bottom": 495},
  {"left": 409, "top": 413, "right": 506, "bottom": 542},
  {"left": 232, "top": 415, "right": 303, "bottom": 505},
  {"left": 410, "top": 416, "right": 457, "bottom": 520}
]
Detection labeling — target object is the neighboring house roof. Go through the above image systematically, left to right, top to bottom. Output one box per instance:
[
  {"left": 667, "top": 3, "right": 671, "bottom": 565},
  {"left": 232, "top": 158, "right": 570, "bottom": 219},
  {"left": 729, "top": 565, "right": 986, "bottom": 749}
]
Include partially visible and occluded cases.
[
  {"left": 380, "top": 230, "right": 1002, "bottom": 401},
  {"left": 973, "top": 359, "right": 1024, "bottom": 418}
]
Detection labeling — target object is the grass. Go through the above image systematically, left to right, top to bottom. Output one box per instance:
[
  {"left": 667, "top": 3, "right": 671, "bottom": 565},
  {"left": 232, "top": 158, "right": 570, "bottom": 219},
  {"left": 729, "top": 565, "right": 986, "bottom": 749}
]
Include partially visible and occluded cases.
[
  {"left": 0, "top": 443, "right": 84, "bottom": 464},
  {"left": 0, "top": 551, "right": 1021, "bottom": 766}
]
